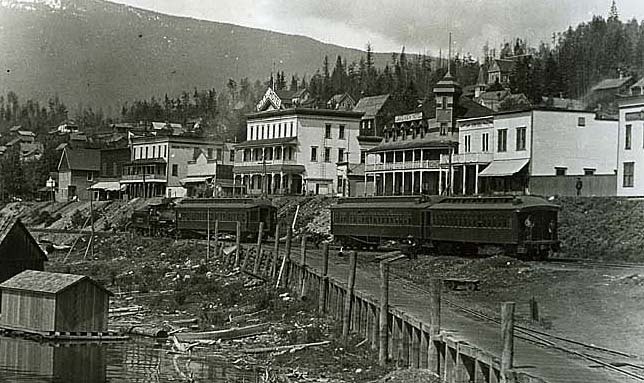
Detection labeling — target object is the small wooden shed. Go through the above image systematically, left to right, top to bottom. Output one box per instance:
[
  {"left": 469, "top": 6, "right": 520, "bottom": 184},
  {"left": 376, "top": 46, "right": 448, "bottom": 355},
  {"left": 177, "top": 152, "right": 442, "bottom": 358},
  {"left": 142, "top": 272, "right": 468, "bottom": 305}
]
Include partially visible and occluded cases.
[
  {"left": 0, "top": 217, "right": 47, "bottom": 284},
  {"left": 0, "top": 270, "right": 113, "bottom": 334}
]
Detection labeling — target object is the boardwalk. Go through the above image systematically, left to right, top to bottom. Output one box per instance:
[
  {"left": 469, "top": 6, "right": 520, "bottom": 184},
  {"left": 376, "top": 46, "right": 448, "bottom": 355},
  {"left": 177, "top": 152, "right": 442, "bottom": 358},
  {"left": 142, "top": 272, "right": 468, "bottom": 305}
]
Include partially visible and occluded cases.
[{"left": 294, "top": 246, "right": 637, "bottom": 383}]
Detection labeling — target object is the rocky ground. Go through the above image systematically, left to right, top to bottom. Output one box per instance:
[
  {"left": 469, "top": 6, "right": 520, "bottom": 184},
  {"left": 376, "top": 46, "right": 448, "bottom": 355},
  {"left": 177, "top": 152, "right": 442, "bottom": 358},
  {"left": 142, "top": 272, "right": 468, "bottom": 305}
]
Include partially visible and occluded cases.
[{"left": 43, "top": 233, "right": 393, "bottom": 383}]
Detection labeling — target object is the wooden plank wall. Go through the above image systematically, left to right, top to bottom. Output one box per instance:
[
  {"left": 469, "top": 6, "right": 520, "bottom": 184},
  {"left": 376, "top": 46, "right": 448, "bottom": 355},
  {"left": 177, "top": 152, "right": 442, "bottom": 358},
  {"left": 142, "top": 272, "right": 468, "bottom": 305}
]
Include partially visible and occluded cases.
[
  {"left": 56, "top": 281, "right": 109, "bottom": 332},
  {"left": 0, "top": 291, "right": 56, "bottom": 332}
]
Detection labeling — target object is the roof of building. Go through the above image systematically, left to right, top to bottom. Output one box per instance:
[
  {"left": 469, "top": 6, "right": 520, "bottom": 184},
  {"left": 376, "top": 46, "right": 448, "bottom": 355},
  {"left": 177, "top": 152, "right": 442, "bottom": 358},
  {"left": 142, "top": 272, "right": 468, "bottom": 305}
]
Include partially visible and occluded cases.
[
  {"left": 490, "top": 59, "right": 515, "bottom": 73},
  {"left": 591, "top": 76, "right": 633, "bottom": 92},
  {"left": 631, "top": 78, "right": 644, "bottom": 90},
  {"left": 353, "top": 94, "right": 391, "bottom": 118},
  {"left": 540, "top": 96, "right": 587, "bottom": 110},
  {"left": 459, "top": 97, "right": 495, "bottom": 119},
  {"left": 247, "top": 108, "right": 363, "bottom": 120},
  {"left": 9, "top": 126, "right": 21, "bottom": 132},
  {"left": 17, "top": 130, "right": 35, "bottom": 137},
  {"left": 368, "top": 137, "right": 456, "bottom": 152},
  {"left": 5, "top": 138, "right": 20, "bottom": 147},
  {"left": 60, "top": 148, "right": 101, "bottom": 172},
  {"left": 0, "top": 217, "right": 47, "bottom": 261},
  {"left": 0, "top": 270, "right": 112, "bottom": 296}
]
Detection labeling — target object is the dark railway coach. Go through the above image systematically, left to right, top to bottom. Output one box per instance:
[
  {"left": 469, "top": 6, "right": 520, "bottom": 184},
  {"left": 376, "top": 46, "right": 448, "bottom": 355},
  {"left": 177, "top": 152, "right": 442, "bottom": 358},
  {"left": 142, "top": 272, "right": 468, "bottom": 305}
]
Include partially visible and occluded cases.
[
  {"left": 330, "top": 195, "right": 560, "bottom": 259},
  {"left": 331, "top": 196, "right": 441, "bottom": 247},
  {"left": 429, "top": 196, "right": 560, "bottom": 259},
  {"left": 175, "top": 198, "right": 276, "bottom": 240}
]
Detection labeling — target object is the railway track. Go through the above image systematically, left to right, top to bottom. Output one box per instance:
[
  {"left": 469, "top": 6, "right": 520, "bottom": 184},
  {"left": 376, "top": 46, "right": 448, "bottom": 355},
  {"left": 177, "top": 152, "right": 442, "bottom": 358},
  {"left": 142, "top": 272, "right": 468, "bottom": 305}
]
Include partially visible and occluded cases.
[
  {"left": 544, "top": 258, "right": 644, "bottom": 270},
  {"left": 384, "top": 268, "right": 644, "bottom": 381}
]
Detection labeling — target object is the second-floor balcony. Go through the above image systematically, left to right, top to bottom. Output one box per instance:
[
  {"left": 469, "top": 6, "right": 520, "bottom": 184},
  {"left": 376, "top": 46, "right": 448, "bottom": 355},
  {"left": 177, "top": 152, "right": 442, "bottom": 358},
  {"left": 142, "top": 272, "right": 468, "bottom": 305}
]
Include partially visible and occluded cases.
[
  {"left": 440, "top": 152, "right": 494, "bottom": 165},
  {"left": 235, "top": 159, "right": 299, "bottom": 167},
  {"left": 365, "top": 160, "right": 440, "bottom": 172},
  {"left": 121, "top": 173, "right": 167, "bottom": 183}
]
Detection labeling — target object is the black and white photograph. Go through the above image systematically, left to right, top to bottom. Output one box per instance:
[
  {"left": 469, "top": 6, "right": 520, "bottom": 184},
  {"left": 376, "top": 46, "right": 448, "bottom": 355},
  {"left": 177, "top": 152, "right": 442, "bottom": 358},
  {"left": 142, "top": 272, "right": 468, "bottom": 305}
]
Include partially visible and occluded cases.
[{"left": 1, "top": 0, "right": 644, "bottom": 381}]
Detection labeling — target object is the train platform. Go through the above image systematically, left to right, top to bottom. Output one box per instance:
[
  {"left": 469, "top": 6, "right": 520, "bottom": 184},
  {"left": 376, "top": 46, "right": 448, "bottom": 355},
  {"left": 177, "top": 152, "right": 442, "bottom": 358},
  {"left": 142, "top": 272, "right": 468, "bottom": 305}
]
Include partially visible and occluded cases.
[{"left": 298, "top": 246, "right": 637, "bottom": 383}]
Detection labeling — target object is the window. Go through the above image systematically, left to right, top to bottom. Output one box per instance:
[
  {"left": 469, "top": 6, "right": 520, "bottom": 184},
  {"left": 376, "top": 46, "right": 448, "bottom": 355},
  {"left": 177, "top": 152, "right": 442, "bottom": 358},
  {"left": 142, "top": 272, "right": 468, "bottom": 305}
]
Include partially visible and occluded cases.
[
  {"left": 441, "top": 96, "right": 448, "bottom": 110},
  {"left": 578, "top": 117, "right": 586, "bottom": 127},
  {"left": 289, "top": 122, "right": 294, "bottom": 137},
  {"left": 440, "top": 123, "right": 448, "bottom": 136},
  {"left": 273, "top": 124, "right": 277, "bottom": 138},
  {"left": 325, "top": 124, "right": 332, "bottom": 139},
  {"left": 626, "top": 124, "right": 632, "bottom": 150},
  {"left": 339, "top": 125, "right": 345, "bottom": 139},
  {"left": 249, "top": 126, "right": 254, "bottom": 140},
  {"left": 255, "top": 126, "right": 259, "bottom": 140},
  {"left": 516, "top": 127, "right": 527, "bottom": 151},
  {"left": 497, "top": 129, "right": 507, "bottom": 152},
  {"left": 482, "top": 133, "right": 489, "bottom": 152},
  {"left": 463, "top": 135, "right": 471, "bottom": 153},
  {"left": 162, "top": 145, "right": 166, "bottom": 158},
  {"left": 152, "top": 146, "right": 156, "bottom": 158},
  {"left": 310, "top": 146, "right": 318, "bottom": 162},
  {"left": 145, "top": 147, "right": 149, "bottom": 158},
  {"left": 324, "top": 147, "right": 331, "bottom": 162},
  {"left": 207, "top": 148, "right": 213, "bottom": 159},
  {"left": 338, "top": 148, "right": 345, "bottom": 162},
  {"left": 216, "top": 149, "right": 222, "bottom": 161},
  {"left": 229, "top": 150, "right": 235, "bottom": 162},
  {"left": 360, "top": 151, "right": 366, "bottom": 164},
  {"left": 624, "top": 162, "right": 635, "bottom": 187},
  {"left": 172, "top": 164, "right": 178, "bottom": 177},
  {"left": 555, "top": 167, "right": 567, "bottom": 176},
  {"left": 584, "top": 168, "right": 595, "bottom": 176},
  {"left": 87, "top": 172, "right": 93, "bottom": 182},
  {"left": 337, "top": 176, "right": 344, "bottom": 189}
]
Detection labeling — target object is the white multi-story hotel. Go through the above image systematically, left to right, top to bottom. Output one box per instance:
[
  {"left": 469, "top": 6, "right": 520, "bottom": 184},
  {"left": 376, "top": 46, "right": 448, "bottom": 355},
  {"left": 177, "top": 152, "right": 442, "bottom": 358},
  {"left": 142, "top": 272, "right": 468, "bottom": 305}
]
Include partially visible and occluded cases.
[
  {"left": 617, "top": 80, "right": 644, "bottom": 196},
  {"left": 233, "top": 88, "right": 363, "bottom": 195}
]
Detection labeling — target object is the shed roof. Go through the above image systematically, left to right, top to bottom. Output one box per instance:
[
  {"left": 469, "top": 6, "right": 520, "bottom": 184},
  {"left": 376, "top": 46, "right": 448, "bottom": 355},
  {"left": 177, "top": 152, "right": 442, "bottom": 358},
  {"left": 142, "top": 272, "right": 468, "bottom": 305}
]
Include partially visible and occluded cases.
[
  {"left": 591, "top": 76, "right": 633, "bottom": 92},
  {"left": 353, "top": 94, "right": 391, "bottom": 118},
  {"left": 0, "top": 217, "right": 47, "bottom": 262},
  {"left": 0, "top": 270, "right": 112, "bottom": 296}
]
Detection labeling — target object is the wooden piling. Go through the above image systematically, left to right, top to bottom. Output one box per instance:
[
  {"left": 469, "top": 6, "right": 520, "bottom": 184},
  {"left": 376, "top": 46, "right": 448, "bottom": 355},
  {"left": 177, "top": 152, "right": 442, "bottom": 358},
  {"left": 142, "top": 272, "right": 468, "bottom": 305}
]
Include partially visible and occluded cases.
[
  {"left": 214, "top": 220, "right": 219, "bottom": 249},
  {"left": 234, "top": 221, "right": 241, "bottom": 268},
  {"left": 253, "top": 222, "right": 264, "bottom": 274},
  {"left": 271, "top": 223, "right": 280, "bottom": 279},
  {"left": 277, "top": 227, "right": 292, "bottom": 289},
  {"left": 299, "top": 235, "right": 308, "bottom": 299},
  {"left": 318, "top": 243, "right": 329, "bottom": 314},
  {"left": 342, "top": 251, "right": 357, "bottom": 342},
  {"left": 379, "top": 261, "right": 389, "bottom": 366},
  {"left": 428, "top": 278, "right": 441, "bottom": 373},
  {"left": 530, "top": 297, "right": 539, "bottom": 322},
  {"left": 501, "top": 302, "right": 515, "bottom": 383},
  {"left": 411, "top": 326, "right": 420, "bottom": 368}
]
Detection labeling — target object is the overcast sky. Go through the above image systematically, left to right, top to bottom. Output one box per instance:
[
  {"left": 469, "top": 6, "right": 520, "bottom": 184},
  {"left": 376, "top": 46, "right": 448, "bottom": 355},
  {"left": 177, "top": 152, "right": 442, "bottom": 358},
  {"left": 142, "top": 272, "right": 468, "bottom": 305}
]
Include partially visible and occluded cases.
[{"left": 113, "top": 0, "right": 644, "bottom": 56}]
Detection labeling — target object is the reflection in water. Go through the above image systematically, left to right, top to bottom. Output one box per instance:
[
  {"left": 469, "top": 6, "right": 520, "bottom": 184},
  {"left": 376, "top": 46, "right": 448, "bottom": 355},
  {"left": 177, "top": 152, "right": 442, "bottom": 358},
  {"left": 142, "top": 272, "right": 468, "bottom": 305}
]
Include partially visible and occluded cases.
[{"left": 0, "top": 336, "right": 259, "bottom": 383}]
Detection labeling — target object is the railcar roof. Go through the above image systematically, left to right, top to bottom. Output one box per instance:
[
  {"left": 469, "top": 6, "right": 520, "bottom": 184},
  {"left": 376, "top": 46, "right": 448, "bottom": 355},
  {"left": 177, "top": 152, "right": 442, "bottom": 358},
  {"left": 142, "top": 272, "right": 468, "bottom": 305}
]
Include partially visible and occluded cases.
[
  {"left": 332, "top": 196, "right": 444, "bottom": 210},
  {"left": 429, "top": 196, "right": 559, "bottom": 211},
  {"left": 176, "top": 203, "right": 275, "bottom": 210}
]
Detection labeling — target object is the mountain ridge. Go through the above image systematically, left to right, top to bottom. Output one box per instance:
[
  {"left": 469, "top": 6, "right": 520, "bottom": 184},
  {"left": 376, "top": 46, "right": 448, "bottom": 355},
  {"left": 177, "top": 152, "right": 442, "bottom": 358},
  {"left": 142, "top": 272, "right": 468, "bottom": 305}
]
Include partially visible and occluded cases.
[{"left": 0, "top": 0, "right": 393, "bottom": 116}]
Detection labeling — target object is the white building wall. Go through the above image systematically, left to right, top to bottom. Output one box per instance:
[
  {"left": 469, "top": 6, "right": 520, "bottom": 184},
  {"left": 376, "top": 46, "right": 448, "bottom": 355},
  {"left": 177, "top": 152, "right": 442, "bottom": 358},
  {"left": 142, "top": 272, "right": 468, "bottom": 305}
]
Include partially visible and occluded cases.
[
  {"left": 617, "top": 96, "right": 644, "bottom": 196},
  {"left": 531, "top": 110, "right": 617, "bottom": 176},
  {"left": 492, "top": 112, "right": 532, "bottom": 162},
  {"left": 297, "top": 115, "right": 360, "bottom": 194},
  {"left": 457, "top": 119, "right": 494, "bottom": 155}
]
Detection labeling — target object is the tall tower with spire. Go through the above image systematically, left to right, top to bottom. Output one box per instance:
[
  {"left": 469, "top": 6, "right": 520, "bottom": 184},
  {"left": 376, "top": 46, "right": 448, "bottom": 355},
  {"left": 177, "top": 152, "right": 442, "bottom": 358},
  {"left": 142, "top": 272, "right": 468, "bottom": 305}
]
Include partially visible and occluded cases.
[{"left": 433, "top": 33, "right": 462, "bottom": 136}]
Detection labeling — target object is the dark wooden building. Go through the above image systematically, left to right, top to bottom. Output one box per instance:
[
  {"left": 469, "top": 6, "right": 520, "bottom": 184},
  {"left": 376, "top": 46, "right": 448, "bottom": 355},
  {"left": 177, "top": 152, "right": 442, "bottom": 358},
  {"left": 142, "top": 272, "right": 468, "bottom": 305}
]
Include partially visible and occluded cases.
[
  {"left": 0, "top": 217, "right": 47, "bottom": 284},
  {"left": 0, "top": 270, "right": 112, "bottom": 333}
]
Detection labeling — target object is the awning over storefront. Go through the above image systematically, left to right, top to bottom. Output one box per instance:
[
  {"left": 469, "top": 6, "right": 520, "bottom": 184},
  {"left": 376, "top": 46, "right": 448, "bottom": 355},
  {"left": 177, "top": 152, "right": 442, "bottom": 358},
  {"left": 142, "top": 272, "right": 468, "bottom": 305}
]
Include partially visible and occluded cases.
[
  {"left": 478, "top": 159, "right": 529, "bottom": 177},
  {"left": 180, "top": 176, "right": 212, "bottom": 184},
  {"left": 88, "top": 181, "right": 123, "bottom": 191}
]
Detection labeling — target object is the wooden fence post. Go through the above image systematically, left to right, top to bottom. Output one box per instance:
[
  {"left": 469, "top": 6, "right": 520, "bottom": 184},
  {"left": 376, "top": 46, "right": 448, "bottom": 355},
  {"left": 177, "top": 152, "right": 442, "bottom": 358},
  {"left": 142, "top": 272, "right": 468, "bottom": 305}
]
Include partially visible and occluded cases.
[
  {"left": 214, "top": 219, "right": 219, "bottom": 250},
  {"left": 234, "top": 221, "right": 241, "bottom": 268},
  {"left": 253, "top": 222, "right": 265, "bottom": 274},
  {"left": 271, "top": 223, "right": 281, "bottom": 279},
  {"left": 277, "top": 227, "right": 292, "bottom": 289},
  {"left": 299, "top": 235, "right": 308, "bottom": 299},
  {"left": 318, "top": 243, "right": 329, "bottom": 314},
  {"left": 342, "top": 251, "right": 358, "bottom": 342},
  {"left": 379, "top": 261, "right": 389, "bottom": 366},
  {"left": 428, "top": 278, "right": 441, "bottom": 372},
  {"left": 530, "top": 297, "right": 539, "bottom": 322},
  {"left": 501, "top": 302, "right": 516, "bottom": 383}
]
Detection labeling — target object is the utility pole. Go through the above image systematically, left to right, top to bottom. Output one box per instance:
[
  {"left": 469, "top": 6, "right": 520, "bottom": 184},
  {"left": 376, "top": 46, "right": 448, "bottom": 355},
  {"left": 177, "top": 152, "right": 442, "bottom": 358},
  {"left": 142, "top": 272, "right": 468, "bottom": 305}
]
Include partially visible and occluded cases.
[{"left": 89, "top": 188, "right": 95, "bottom": 258}]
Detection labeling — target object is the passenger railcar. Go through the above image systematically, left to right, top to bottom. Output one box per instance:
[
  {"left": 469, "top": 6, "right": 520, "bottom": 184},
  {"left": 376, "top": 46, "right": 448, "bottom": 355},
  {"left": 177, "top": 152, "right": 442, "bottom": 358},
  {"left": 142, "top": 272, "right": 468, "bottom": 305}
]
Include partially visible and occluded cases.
[
  {"left": 330, "top": 195, "right": 560, "bottom": 259},
  {"left": 331, "top": 196, "right": 441, "bottom": 247},
  {"left": 429, "top": 196, "right": 559, "bottom": 259},
  {"left": 175, "top": 198, "right": 276, "bottom": 240}
]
